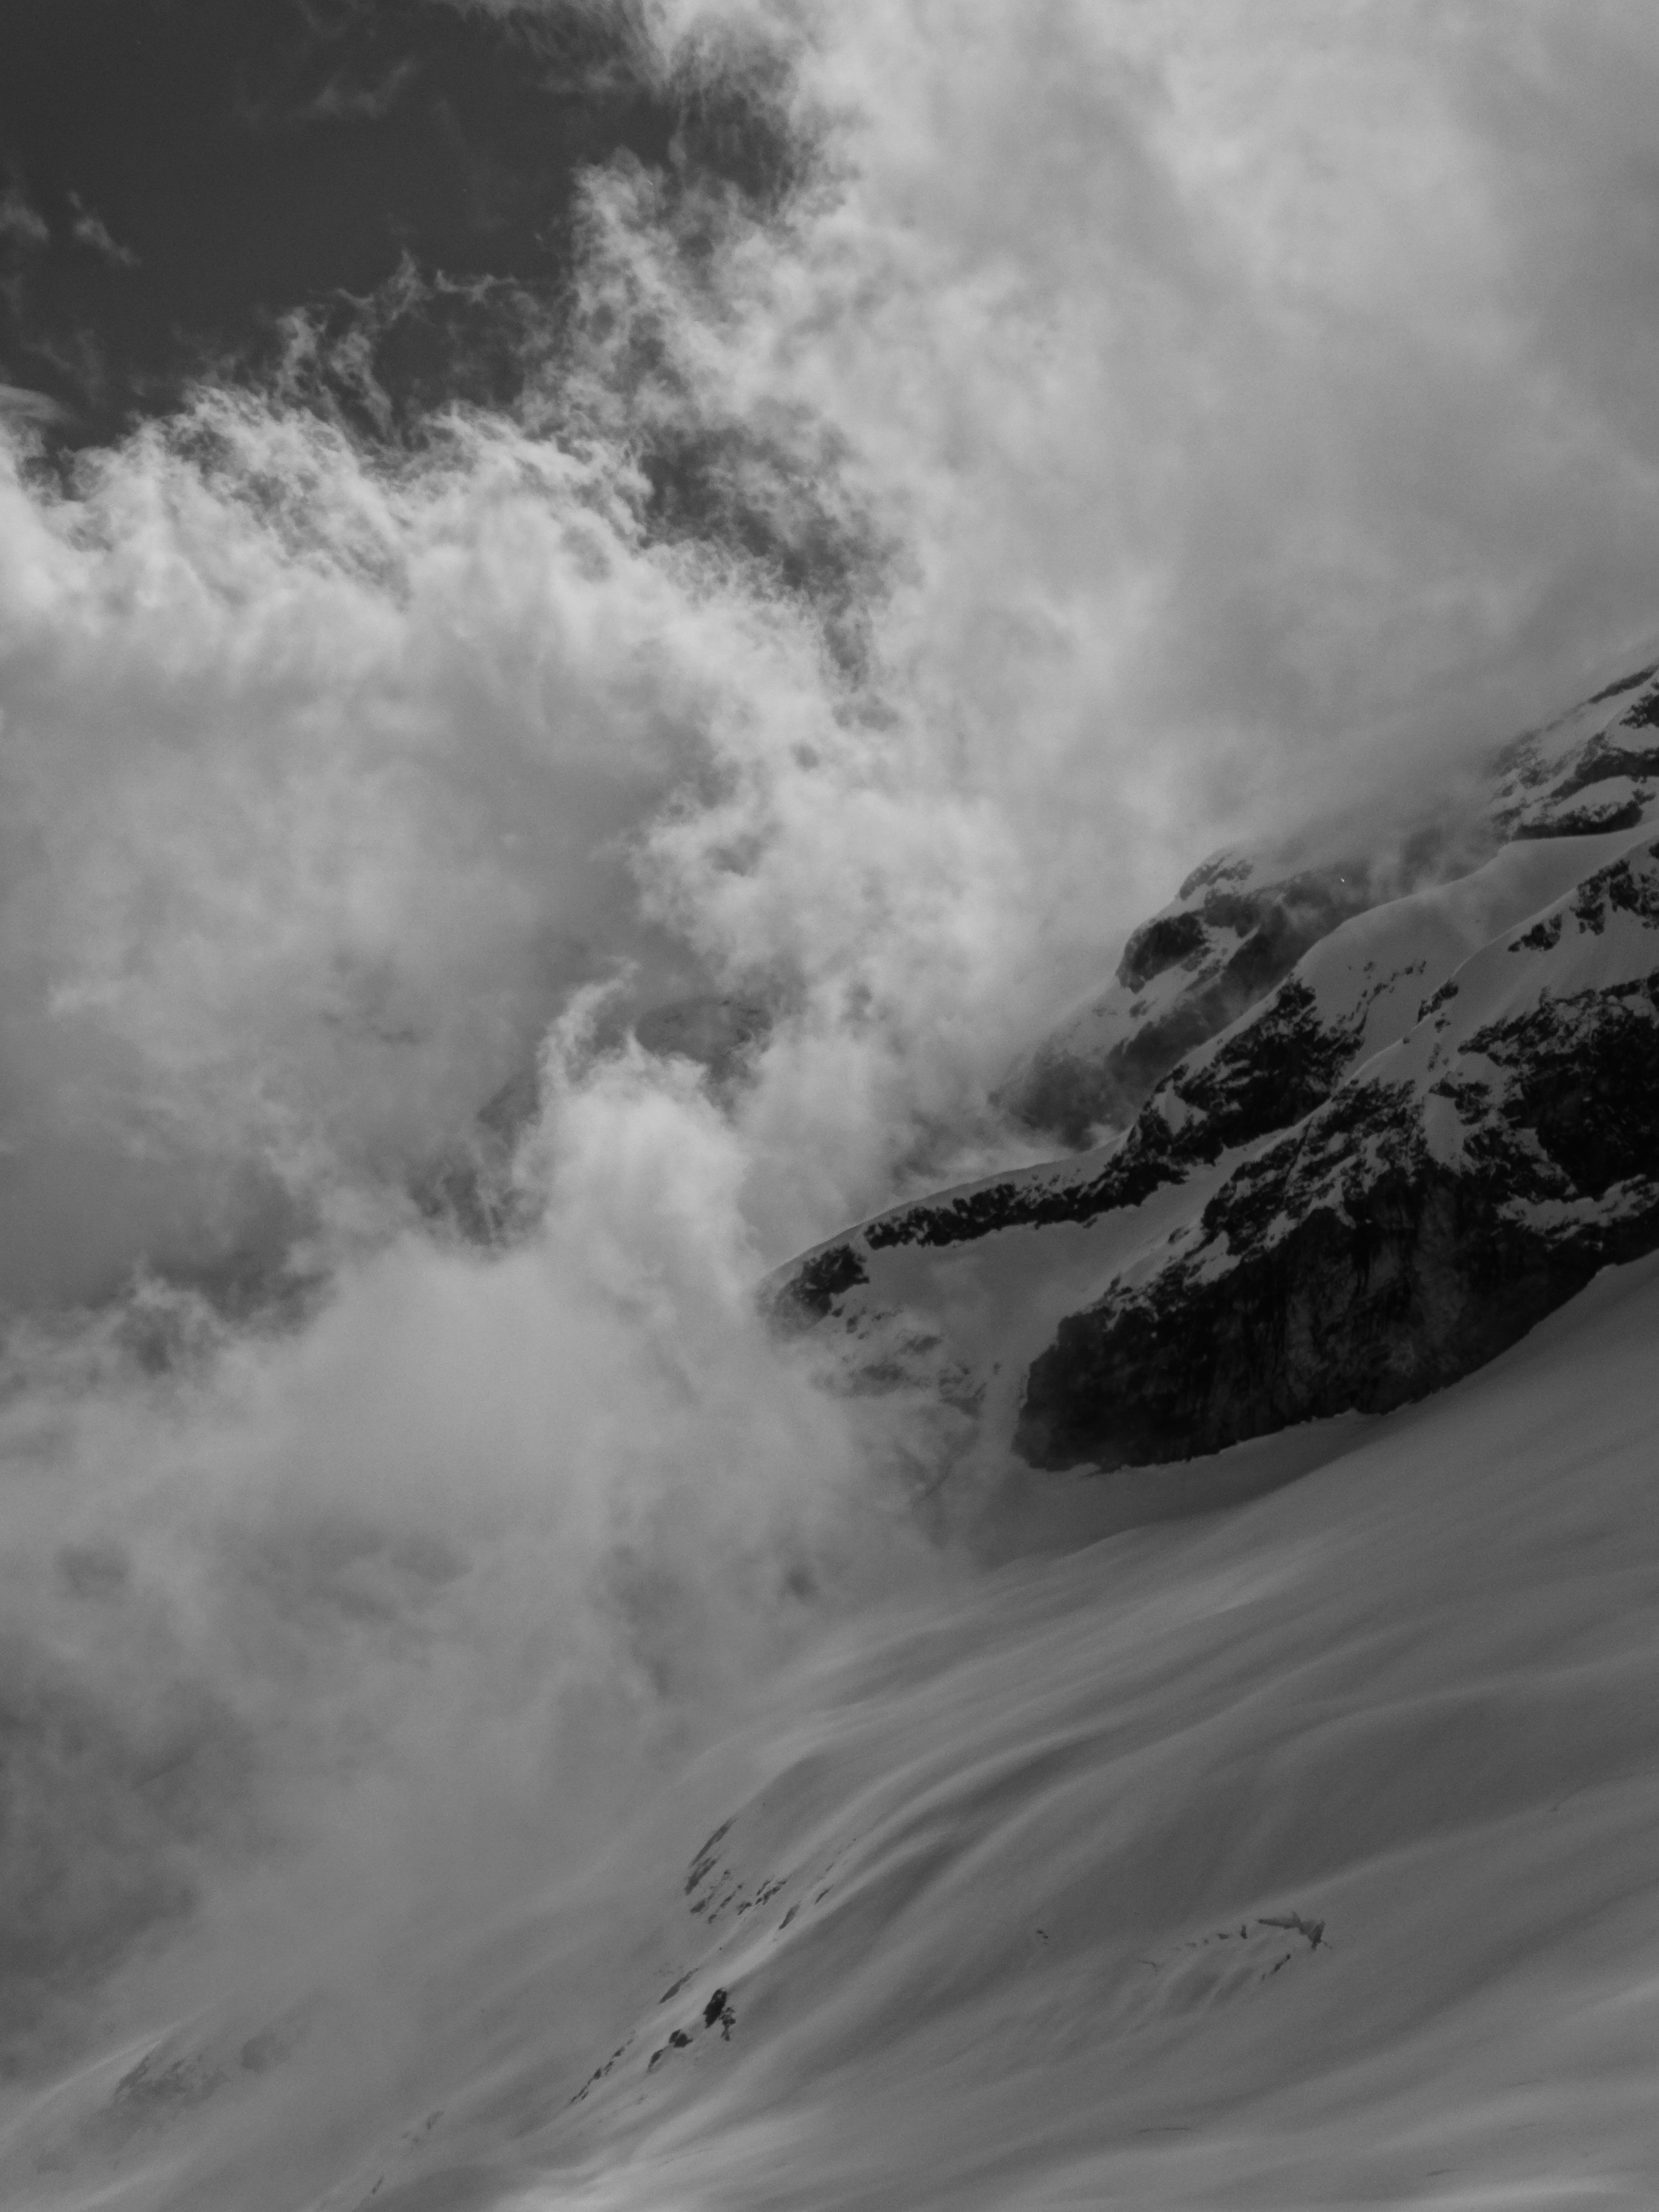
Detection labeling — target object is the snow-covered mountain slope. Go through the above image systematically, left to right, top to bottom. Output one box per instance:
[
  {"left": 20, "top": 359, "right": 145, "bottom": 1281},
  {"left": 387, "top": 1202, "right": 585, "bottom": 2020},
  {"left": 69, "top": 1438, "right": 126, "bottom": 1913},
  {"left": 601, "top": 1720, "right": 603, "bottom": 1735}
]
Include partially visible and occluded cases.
[
  {"left": 1002, "top": 652, "right": 1659, "bottom": 1149},
  {"left": 1493, "top": 652, "right": 1659, "bottom": 839},
  {"left": 769, "top": 663, "right": 1659, "bottom": 1480},
  {"left": 998, "top": 850, "right": 1384, "bottom": 1146},
  {"left": 19, "top": 1252, "right": 1659, "bottom": 2207}
]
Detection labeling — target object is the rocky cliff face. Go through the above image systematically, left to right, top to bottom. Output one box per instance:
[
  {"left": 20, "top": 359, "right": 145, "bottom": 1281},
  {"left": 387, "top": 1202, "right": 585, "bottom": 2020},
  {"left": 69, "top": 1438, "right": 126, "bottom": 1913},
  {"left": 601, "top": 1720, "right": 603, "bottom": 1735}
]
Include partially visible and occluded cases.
[
  {"left": 769, "top": 654, "right": 1659, "bottom": 1478},
  {"left": 997, "top": 855, "right": 1383, "bottom": 1147}
]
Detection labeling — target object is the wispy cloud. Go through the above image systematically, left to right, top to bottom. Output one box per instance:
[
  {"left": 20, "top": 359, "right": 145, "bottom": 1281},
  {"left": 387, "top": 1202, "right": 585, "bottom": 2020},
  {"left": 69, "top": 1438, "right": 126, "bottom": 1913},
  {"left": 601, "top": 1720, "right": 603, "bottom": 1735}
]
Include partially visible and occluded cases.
[
  {"left": 7, "top": 0, "right": 1659, "bottom": 2109},
  {"left": 8, "top": 0, "right": 1659, "bottom": 1362},
  {"left": 8, "top": 0, "right": 1659, "bottom": 1398},
  {"left": 238, "top": 55, "right": 423, "bottom": 132},
  {"left": 301, "top": 55, "right": 420, "bottom": 122},
  {"left": 0, "top": 179, "right": 49, "bottom": 251},
  {"left": 68, "top": 195, "right": 140, "bottom": 268},
  {"left": 0, "top": 380, "right": 64, "bottom": 424}
]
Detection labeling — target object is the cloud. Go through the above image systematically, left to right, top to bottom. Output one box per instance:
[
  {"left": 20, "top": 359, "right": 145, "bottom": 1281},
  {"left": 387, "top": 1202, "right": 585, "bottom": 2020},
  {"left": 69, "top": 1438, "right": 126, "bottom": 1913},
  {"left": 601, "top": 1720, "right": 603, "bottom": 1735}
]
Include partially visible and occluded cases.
[
  {"left": 10, "top": 0, "right": 1659, "bottom": 2113},
  {"left": 479, "top": 0, "right": 1659, "bottom": 1219},
  {"left": 5, "top": 1, "right": 1659, "bottom": 1413},
  {"left": 795, "top": 21, "right": 1651, "bottom": 725},
  {"left": 238, "top": 55, "right": 423, "bottom": 133},
  {"left": 297, "top": 57, "right": 420, "bottom": 124},
  {"left": 0, "top": 181, "right": 49, "bottom": 252},
  {"left": 68, "top": 198, "right": 140, "bottom": 268},
  {"left": 0, "top": 381, "right": 64, "bottom": 426},
  {"left": 0, "top": 392, "right": 806, "bottom": 1304},
  {"left": 0, "top": 1051, "right": 923, "bottom": 2065}
]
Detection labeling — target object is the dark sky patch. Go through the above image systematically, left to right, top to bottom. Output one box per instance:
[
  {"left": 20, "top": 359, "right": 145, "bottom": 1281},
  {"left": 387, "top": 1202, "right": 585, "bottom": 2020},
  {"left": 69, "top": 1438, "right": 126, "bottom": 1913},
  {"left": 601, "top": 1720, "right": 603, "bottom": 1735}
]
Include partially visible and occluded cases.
[{"left": 0, "top": 0, "right": 688, "bottom": 444}]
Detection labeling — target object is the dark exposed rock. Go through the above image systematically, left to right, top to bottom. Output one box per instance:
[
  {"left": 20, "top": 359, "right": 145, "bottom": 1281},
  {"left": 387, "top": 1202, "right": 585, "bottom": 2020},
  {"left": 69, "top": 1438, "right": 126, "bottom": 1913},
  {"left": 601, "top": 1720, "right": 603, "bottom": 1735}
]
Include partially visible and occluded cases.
[
  {"left": 1585, "top": 660, "right": 1659, "bottom": 708},
  {"left": 771, "top": 664, "right": 1659, "bottom": 1487},
  {"left": 1492, "top": 675, "right": 1659, "bottom": 839},
  {"left": 1552, "top": 743, "right": 1659, "bottom": 800},
  {"left": 1513, "top": 797, "right": 1644, "bottom": 840},
  {"left": 1563, "top": 848, "right": 1659, "bottom": 936},
  {"left": 1009, "top": 865, "right": 1377, "bottom": 1147},
  {"left": 1116, "top": 909, "right": 1208, "bottom": 991},
  {"left": 1511, "top": 916, "right": 1563, "bottom": 953},
  {"left": 1469, "top": 970, "right": 1659, "bottom": 1197},
  {"left": 860, "top": 975, "right": 1362, "bottom": 1257},
  {"left": 1017, "top": 977, "right": 1659, "bottom": 1470},
  {"left": 1163, "top": 978, "right": 1359, "bottom": 1156},
  {"left": 861, "top": 1146, "right": 1173, "bottom": 1252},
  {"left": 1017, "top": 1154, "right": 1597, "bottom": 1471},
  {"left": 767, "top": 1242, "right": 868, "bottom": 1331},
  {"left": 685, "top": 1820, "right": 732, "bottom": 1895}
]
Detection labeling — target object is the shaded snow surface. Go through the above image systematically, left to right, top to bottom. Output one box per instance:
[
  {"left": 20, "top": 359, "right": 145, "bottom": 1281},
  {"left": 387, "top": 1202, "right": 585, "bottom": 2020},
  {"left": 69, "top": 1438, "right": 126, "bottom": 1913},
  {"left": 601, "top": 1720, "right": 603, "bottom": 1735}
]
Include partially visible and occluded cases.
[{"left": 9, "top": 1258, "right": 1659, "bottom": 2207}]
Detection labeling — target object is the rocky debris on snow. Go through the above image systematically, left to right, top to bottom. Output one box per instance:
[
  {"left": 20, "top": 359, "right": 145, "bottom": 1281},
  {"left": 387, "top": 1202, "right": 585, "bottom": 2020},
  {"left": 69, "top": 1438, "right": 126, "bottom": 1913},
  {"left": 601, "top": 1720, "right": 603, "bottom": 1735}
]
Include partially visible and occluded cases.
[{"left": 1128, "top": 1913, "right": 1333, "bottom": 2024}]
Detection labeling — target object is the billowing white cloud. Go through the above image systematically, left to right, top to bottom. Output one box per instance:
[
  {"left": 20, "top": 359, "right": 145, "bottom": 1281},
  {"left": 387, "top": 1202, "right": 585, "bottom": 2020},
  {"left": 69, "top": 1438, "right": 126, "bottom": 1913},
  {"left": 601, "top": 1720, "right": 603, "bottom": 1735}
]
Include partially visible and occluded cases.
[
  {"left": 8, "top": 0, "right": 1659, "bottom": 2094},
  {"left": 587, "top": 0, "right": 1659, "bottom": 906},
  {"left": 17, "top": 2, "right": 1659, "bottom": 1304},
  {"left": 0, "top": 397, "right": 822, "bottom": 1300},
  {"left": 0, "top": 1029, "right": 925, "bottom": 2061}
]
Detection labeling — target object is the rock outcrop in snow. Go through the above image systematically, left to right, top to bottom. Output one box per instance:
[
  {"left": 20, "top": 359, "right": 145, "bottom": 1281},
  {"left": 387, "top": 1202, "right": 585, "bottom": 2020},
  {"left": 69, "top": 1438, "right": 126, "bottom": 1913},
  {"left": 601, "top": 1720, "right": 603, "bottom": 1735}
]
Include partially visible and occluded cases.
[
  {"left": 769, "top": 656, "right": 1659, "bottom": 1474},
  {"left": 997, "top": 853, "right": 1383, "bottom": 1147}
]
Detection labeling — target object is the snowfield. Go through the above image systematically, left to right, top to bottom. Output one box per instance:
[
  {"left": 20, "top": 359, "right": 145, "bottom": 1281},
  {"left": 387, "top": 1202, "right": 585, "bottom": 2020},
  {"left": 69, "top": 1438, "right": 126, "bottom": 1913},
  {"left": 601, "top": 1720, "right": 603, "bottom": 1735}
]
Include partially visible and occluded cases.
[{"left": 11, "top": 1248, "right": 1659, "bottom": 2208}]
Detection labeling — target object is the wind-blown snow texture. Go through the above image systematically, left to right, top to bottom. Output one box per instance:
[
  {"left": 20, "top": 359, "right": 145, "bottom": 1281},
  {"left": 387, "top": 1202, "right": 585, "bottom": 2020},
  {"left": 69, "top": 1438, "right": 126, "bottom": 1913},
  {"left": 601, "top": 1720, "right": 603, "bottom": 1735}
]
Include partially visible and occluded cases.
[
  {"left": 773, "top": 662, "right": 1659, "bottom": 1480},
  {"left": 12, "top": 1249, "right": 1659, "bottom": 2206}
]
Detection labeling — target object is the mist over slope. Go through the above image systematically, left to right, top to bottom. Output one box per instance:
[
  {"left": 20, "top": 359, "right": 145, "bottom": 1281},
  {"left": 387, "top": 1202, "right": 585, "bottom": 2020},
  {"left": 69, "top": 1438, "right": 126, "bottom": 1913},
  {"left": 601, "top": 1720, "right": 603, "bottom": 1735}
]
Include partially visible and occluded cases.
[
  {"left": 4, "top": 2, "right": 1659, "bottom": 2203},
  {"left": 772, "top": 659, "right": 1659, "bottom": 1490},
  {"left": 12, "top": 1248, "right": 1659, "bottom": 2207}
]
